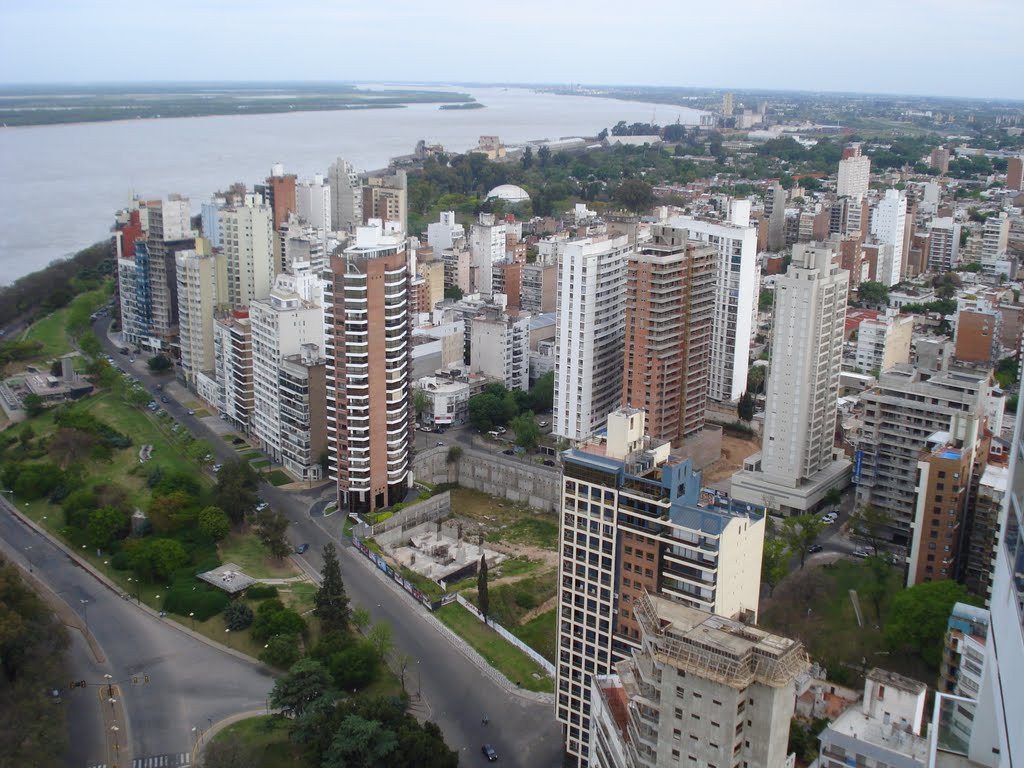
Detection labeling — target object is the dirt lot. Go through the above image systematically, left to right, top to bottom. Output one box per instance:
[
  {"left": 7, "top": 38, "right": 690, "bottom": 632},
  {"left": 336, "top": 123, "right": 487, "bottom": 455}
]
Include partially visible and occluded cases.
[{"left": 700, "top": 432, "right": 761, "bottom": 484}]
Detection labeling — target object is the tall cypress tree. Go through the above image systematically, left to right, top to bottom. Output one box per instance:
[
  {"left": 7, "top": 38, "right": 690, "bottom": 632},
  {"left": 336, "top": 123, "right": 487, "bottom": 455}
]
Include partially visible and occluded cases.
[
  {"left": 314, "top": 542, "right": 350, "bottom": 634},
  {"left": 477, "top": 554, "right": 489, "bottom": 624}
]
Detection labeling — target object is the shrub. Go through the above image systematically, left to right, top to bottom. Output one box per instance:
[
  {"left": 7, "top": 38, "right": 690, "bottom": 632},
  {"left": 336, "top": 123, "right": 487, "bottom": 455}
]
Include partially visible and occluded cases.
[
  {"left": 163, "top": 583, "right": 229, "bottom": 621},
  {"left": 246, "top": 584, "right": 279, "bottom": 600},
  {"left": 514, "top": 588, "right": 538, "bottom": 610},
  {"left": 223, "top": 601, "right": 254, "bottom": 631},
  {"left": 251, "top": 603, "right": 308, "bottom": 642},
  {"left": 260, "top": 634, "right": 302, "bottom": 669},
  {"left": 328, "top": 640, "right": 379, "bottom": 690}
]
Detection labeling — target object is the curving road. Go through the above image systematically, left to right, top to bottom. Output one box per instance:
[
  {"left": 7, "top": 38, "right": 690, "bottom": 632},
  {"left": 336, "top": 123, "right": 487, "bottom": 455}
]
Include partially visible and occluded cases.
[{"left": 92, "top": 318, "right": 565, "bottom": 767}]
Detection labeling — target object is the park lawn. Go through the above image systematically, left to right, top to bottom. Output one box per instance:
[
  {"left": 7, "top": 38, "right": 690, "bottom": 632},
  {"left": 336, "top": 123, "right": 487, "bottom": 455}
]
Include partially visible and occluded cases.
[
  {"left": 21, "top": 308, "right": 72, "bottom": 359},
  {"left": 265, "top": 470, "right": 291, "bottom": 487},
  {"left": 486, "top": 516, "right": 559, "bottom": 550},
  {"left": 218, "top": 533, "right": 300, "bottom": 579},
  {"left": 494, "top": 556, "right": 542, "bottom": 580},
  {"left": 759, "top": 559, "right": 932, "bottom": 686},
  {"left": 279, "top": 582, "right": 317, "bottom": 615},
  {"left": 434, "top": 602, "right": 554, "bottom": 693},
  {"left": 513, "top": 608, "right": 557, "bottom": 664},
  {"left": 192, "top": 610, "right": 270, "bottom": 660},
  {"left": 209, "top": 716, "right": 309, "bottom": 768}
]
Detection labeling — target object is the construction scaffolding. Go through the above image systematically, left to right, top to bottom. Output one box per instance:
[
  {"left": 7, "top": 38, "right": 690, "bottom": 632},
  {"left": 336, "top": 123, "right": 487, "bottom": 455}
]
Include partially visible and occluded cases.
[{"left": 634, "top": 590, "right": 809, "bottom": 690}]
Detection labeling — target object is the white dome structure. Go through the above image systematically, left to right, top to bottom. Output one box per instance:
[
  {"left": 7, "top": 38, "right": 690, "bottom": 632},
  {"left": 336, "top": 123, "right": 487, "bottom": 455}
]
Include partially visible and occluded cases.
[{"left": 486, "top": 184, "right": 531, "bottom": 204}]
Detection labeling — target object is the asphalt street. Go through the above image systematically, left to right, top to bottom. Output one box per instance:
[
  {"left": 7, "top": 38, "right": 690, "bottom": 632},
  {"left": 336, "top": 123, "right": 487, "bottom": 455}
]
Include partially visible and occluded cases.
[
  {"left": 93, "top": 319, "right": 565, "bottom": 767},
  {"left": 0, "top": 502, "right": 275, "bottom": 768}
]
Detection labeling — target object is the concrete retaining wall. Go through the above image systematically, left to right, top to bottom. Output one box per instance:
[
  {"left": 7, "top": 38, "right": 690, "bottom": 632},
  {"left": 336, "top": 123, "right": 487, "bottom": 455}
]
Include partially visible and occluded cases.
[
  {"left": 413, "top": 445, "right": 561, "bottom": 511},
  {"left": 371, "top": 491, "right": 451, "bottom": 538}
]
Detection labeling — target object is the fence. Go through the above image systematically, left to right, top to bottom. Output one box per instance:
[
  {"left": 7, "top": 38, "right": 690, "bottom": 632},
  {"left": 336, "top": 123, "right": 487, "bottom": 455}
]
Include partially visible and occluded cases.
[
  {"left": 351, "top": 536, "right": 458, "bottom": 612},
  {"left": 455, "top": 594, "right": 555, "bottom": 677}
]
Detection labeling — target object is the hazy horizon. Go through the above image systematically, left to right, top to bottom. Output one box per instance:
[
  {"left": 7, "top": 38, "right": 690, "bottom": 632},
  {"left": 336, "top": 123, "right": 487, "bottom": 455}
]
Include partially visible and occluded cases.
[{"left": 2, "top": 0, "right": 1022, "bottom": 101}]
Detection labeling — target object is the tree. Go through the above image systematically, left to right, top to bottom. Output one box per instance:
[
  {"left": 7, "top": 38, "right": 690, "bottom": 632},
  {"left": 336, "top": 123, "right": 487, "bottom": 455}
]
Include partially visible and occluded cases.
[
  {"left": 537, "top": 145, "right": 551, "bottom": 168},
  {"left": 520, "top": 146, "right": 533, "bottom": 169},
  {"left": 614, "top": 179, "right": 655, "bottom": 213},
  {"left": 857, "top": 281, "right": 889, "bottom": 306},
  {"left": 443, "top": 286, "right": 463, "bottom": 301},
  {"left": 758, "top": 288, "right": 774, "bottom": 310},
  {"left": 147, "top": 354, "right": 172, "bottom": 373},
  {"left": 747, "top": 365, "right": 766, "bottom": 395},
  {"left": 528, "top": 370, "right": 555, "bottom": 412},
  {"left": 412, "top": 388, "right": 430, "bottom": 421},
  {"left": 737, "top": 391, "right": 755, "bottom": 422},
  {"left": 22, "top": 393, "right": 44, "bottom": 418},
  {"left": 509, "top": 412, "right": 540, "bottom": 451},
  {"left": 48, "top": 427, "right": 97, "bottom": 468},
  {"left": 445, "top": 445, "right": 462, "bottom": 465},
  {"left": 215, "top": 460, "right": 260, "bottom": 527},
  {"left": 823, "top": 487, "right": 843, "bottom": 508},
  {"left": 848, "top": 504, "right": 893, "bottom": 556},
  {"left": 86, "top": 506, "right": 129, "bottom": 551},
  {"left": 198, "top": 506, "right": 230, "bottom": 541},
  {"left": 255, "top": 508, "right": 290, "bottom": 560},
  {"left": 780, "top": 514, "right": 826, "bottom": 569},
  {"left": 761, "top": 535, "right": 789, "bottom": 597},
  {"left": 124, "top": 538, "right": 189, "bottom": 581},
  {"left": 315, "top": 542, "right": 350, "bottom": 635},
  {"left": 477, "top": 554, "right": 490, "bottom": 623},
  {"left": 861, "top": 555, "right": 892, "bottom": 622},
  {"left": 884, "top": 581, "right": 980, "bottom": 670},
  {"left": 223, "top": 601, "right": 254, "bottom": 631},
  {"left": 251, "top": 602, "right": 308, "bottom": 642},
  {"left": 351, "top": 606, "right": 371, "bottom": 634},
  {"left": 368, "top": 621, "right": 394, "bottom": 661},
  {"left": 260, "top": 633, "right": 302, "bottom": 669},
  {"left": 329, "top": 639, "right": 380, "bottom": 690},
  {"left": 395, "top": 653, "right": 415, "bottom": 693},
  {"left": 269, "top": 657, "right": 334, "bottom": 716},
  {"left": 324, "top": 714, "right": 399, "bottom": 768}
]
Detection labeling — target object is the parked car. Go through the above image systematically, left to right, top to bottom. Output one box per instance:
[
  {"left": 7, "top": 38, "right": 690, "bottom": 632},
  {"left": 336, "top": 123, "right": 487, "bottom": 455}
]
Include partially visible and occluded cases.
[
  {"left": 160, "top": 395, "right": 169, "bottom": 403},
  {"left": 187, "top": 409, "right": 195, "bottom": 416},
  {"left": 538, "top": 420, "right": 549, "bottom": 428},
  {"left": 435, "top": 441, "right": 444, "bottom": 447},
  {"left": 502, "top": 449, "right": 515, "bottom": 455},
  {"left": 542, "top": 459, "right": 555, "bottom": 467},
  {"left": 212, "top": 464, "right": 223, "bottom": 473},
  {"left": 255, "top": 502, "right": 269, "bottom": 512},
  {"left": 295, "top": 543, "right": 309, "bottom": 555},
  {"left": 807, "top": 543, "right": 824, "bottom": 554},
  {"left": 852, "top": 549, "right": 870, "bottom": 558},
  {"left": 482, "top": 745, "right": 498, "bottom": 762}
]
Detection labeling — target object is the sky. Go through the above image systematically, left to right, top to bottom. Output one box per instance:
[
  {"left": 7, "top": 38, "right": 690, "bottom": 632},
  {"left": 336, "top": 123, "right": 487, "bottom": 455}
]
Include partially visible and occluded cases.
[{"left": 1, "top": 0, "right": 1022, "bottom": 101}]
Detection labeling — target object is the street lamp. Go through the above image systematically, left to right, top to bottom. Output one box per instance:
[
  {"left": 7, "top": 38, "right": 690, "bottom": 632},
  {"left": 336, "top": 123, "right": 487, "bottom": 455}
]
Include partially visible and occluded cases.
[
  {"left": 127, "top": 577, "right": 140, "bottom": 604},
  {"left": 79, "top": 599, "right": 90, "bottom": 631},
  {"left": 189, "top": 612, "right": 195, "bottom": 630},
  {"left": 224, "top": 628, "right": 231, "bottom": 648},
  {"left": 104, "top": 673, "right": 113, "bottom": 698},
  {"left": 110, "top": 725, "right": 120, "bottom": 752}
]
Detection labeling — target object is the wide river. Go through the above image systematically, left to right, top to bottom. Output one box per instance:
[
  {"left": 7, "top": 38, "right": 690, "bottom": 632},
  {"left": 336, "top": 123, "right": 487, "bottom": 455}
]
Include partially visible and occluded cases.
[{"left": 0, "top": 85, "right": 702, "bottom": 284}]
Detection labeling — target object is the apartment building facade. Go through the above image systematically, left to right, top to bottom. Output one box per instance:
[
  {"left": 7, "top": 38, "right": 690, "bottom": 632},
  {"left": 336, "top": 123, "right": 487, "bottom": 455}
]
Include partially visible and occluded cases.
[
  {"left": 220, "top": 194, "right": 275, "bottom": 309},
  {"left": 175, "top": 246, "right": 227, "bottom": 388}
]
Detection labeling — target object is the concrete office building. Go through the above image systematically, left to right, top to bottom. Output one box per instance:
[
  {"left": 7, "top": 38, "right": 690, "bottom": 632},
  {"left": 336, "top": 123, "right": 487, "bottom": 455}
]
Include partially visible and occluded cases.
[
  {"left": 837, "top": 144, "right": 871, "bottom": 198},
  {"left": 1006, "top": 155, "right": 1023, "bottom": 191},
  {"left": 328, "top": 157, "right": 362, "bottom": 234},
  {"left": 362, "top": 170, "right": 407, "bottom": 233},
  {"left": 295, "top": 174, "right": 331, "bottom": 232},
  {"left": 765, "top": 183, "right": 786, "bottom": 251},
  {"left": 872, "top": 190, "right": 908, "bottom": 287},
  {"left": 219, "top": 194, "right": 275, "bottom": 309},
  {"left": 670, "top": 201, "right": 760, "bottom": 403},
  {"left": 324, "top": 222, "right": 412, "bottom": 514},
  {"left": 623, "top": 225, "right": 716, "bottom": 445},
  {"left": 554, "top": 234, "right": 630, "bottom": 442},
  {"left": 731, "top": 243, "right": 851, "bottom": 515},
  {"left": 175, "top": 245, "right": 228, "bottom": 388},
  {"left": 249, "top": 270, "right": 325, "bottom": 481},
  {"left": 470, "top": 306, "right": 531, "bottom": 392},
  {"left": 855, "top": 367, "right": 989, "bottom": 547},
  {"left": 556, "top": 409, "right": 766, "bottom": 764},
  {"left": 590, "top": 594, "right": 807, "bottom": 768}
]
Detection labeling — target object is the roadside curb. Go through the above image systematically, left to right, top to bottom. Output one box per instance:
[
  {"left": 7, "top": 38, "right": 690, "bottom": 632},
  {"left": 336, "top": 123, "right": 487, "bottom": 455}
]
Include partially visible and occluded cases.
[{"left": 193, "top": 708, "right": 275, "bottom": 766}]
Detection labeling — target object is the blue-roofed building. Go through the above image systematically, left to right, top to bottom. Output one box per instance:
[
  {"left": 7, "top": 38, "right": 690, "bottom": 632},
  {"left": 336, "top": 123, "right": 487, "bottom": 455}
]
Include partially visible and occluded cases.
[{"left": 556, "top": 408, "right": 767, "bottom": 766}]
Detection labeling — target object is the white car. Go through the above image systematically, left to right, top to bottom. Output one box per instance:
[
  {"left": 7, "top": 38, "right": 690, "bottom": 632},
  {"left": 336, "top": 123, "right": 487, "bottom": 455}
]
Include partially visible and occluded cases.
[{"left": 255, "top": 502, "right": 269, "bottom": 512}]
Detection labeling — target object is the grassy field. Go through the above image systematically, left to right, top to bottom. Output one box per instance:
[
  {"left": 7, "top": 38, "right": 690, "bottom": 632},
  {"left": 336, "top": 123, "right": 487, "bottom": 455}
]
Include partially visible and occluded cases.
[
  {"left": 21, "top": 308, "right": 72, "bottom": 358},
  {"left": 265, "top": 470, "right": 291, "bottom": 487},
  {"left": 486, "top": 517, "right": 559, "bottom": 550},
  {"left": 218, "top": 533, "right": 300, "bottom": 579},
  {"left": 760, "top": 559, "right": 932, "bottom": 686},
  {"left": 279, "top": 582, "right": 317, "bottom": 615},
  {"left": 435, "top": 602, "right": 553, "bottom": 693},
  {"left": 512, "top": 608, "right": 557, "bottom": 663},
  {"left": 208, "top": 715, "right": 309, "bottom": 768}
]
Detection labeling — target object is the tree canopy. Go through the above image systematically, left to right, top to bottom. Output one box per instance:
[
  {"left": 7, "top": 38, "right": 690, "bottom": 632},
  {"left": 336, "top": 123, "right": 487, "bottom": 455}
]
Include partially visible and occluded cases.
[
  {"left": 315, "top": 542, "right": 350, "bottom": 635},
  {"left": 884, "top": 580, "right": 980, "bottom": 670}
]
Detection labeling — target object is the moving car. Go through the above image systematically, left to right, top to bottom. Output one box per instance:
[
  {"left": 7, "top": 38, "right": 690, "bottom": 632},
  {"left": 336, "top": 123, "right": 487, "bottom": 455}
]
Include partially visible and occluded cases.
[
  {"left": 187, "top": 409, "right": 195, "bottom": 416},
  {"left": 538, "top": 420, "right": 549, "bottom": 428},
  {"left": 212, "top": 464, "right": 223, "bottom": 473},
  {"left": 255, "top": 502, "right": 269, "bottom": 512},
  {"left": 295, "top": 543, "right": 309, "bottom": 555},
  {"left": 807, "top": 543, "right": 824, "bottom": 554},
  {"left": 852, "top": 549, "right": 870, "bottom": 558},
  {"left": 482, "top": 745, "right": 498, "bottom": 762}
]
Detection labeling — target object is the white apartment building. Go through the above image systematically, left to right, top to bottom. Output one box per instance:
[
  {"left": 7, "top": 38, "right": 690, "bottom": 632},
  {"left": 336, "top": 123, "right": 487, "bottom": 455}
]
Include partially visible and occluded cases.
[
  {"left": 837, "top": 147, "right": 871, "bottom": 198},
  {"left": 328, "top": 157, "right": 361, "bottom": 234},
  {"left": 295, "top": 174, "right": 331, "bottom": 232},
  {"left": 871, "top": 189, "right": 908, "bottom": 287},
  {"left": 219, "top": 194, "right": 274, "bottom": 309},
  {"left": 669, "top": 200, "right": 759, "bottom": 402},
  {"left": 427, "top": 211, "right": 466, "bottom": 256},
  {"left": 469, "top": 212, "right": 507, "bottom": 296},
  {"left": 981, "top": 213, "right": 1010, "bottom": 276},
  {"left": 280, "top": 215, "right": 327, "bottom": 275},
  {"left": 927, "top": 217, "right": 961, "bottom": 272},
  {"left": 554, "top": 234, "right": 630, "bottom": 443},
  {"left": 731, "top": 243, "right": 851, "bottom": 515},
  {"left": 176, "top": 246, "right": 227, "bottom": 388},
  {"left": 249, "top": 271, "right": 325, "bottom": 477},
  {"left": 470, "top": 308, "right": 531, "bottom": 392},
  {"left": 854, "top": 311, "right": 914, "bottom": 374},
  {"left": 212, "top": 313, "right": 253, "bottom": 432},
  {"left": 277, "top": 345, "right": 327, "bottom": 481},
  {"left": 414, "top": 374, "right": 472, "bottom": 427},
  {"left": 557, "top": 409, "right": 766, "bottom": 765},
  {"left": 590, "top": 595, "right": 806, "bottom": 768}
]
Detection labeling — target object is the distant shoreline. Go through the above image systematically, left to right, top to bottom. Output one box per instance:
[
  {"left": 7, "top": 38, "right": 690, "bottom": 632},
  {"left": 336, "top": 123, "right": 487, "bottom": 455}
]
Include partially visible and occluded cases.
[
  {"left": 0, "top": 84, "right": 475, "bottom": 127},
  {"left": 439, "top": 102, "right": 486, "bottom": 111}
]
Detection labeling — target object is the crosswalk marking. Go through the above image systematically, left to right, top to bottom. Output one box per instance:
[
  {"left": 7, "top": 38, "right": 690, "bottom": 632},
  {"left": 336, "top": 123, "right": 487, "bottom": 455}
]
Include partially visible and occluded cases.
[{"left": 129, "top": 754, "right": 190, "bottom": 768}]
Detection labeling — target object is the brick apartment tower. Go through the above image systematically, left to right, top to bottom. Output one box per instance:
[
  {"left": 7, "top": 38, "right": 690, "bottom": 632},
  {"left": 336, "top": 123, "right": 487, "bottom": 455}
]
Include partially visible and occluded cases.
[
  {"left": 325, "top": 223, "right": 413, "bottom": 515},
  {"left": 623, "top": 225, "right": 716, "bottom": 445}
]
